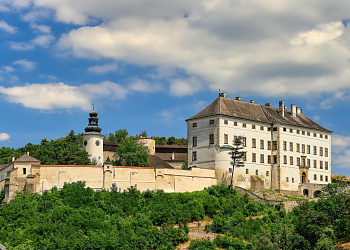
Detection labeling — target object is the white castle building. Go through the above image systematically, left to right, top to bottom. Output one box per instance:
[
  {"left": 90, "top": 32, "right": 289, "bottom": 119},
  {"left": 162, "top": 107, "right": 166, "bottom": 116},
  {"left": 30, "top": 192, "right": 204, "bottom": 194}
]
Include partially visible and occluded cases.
[{"left": 186, "top": 93, "right": 332, "bottom": 197}]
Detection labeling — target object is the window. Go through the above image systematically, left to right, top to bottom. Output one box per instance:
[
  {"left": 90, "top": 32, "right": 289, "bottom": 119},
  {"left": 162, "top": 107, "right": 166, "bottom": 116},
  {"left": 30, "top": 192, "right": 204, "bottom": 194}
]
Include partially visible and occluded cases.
[
  {"left": 210, "top": 119, "right": 214, "bottom": 125},
  {"left": 224, "top": 120, "right": 228, "bottom": 125},
  {"left": 234, "top": 121, "right": 238, "bottom": 126},
  {"left": 193, "top": 123, "right": 197, "bottom": 127},
  {"left": 242, "top": 123, "right": 246, "bottom": 128},
  {"left": 252, "top": 124, "right": 256, "bottom": 129},
  {"left": 260, "top": 126, "right": 264, "bottom": 130},
  {"left": 268, "top": 127, "right": 271, "bottom": 131},
  {"left": 273, "top": 127, "right": 278, "bottom": 131},
  {"left": 283, "top": 127, "right": 287, "bottom": 132},
  {"left": 290, "top": 129, "right": 293, "bottom": 133},
  {"left": 297, "top": 130, "right": 300, "bottom": 134},
  {"left": 302, "top": 131, "right": 305, "bottom": 135},
  {"left": 307, "top": 132, "right": 310, "bottom": 136},
  {"left": 314, "top": 133, "right": 317, "bottom": 137},
  {"left": 210, "top": 134, "right": 214, "bottom": 144},
  {"left": 224, "top": 134, "right": 228, "bottom": 144},
  {"left": 320, "top": 134, "right": 323, "bottom": 138},
  {"left": 234, "top": 135, "right": 238, "bottom": 141},
  {"left": 325, "top": 135, "right": 328, "bottom": 139},
  {"left": 193, "top": 137, "right": 197, "bottom": 147},
  {"left": 242, "top": 137, "right": 247, "bottom": 147},
  {"left": 252, "top": 138, "right": 256, "bottom": 148},
  {"left": 260, "top": 140, "right": 264, "bottom": 149},
  {"left": 267, "top": 141, "right": 271, "bottom": 150},
  {"left": 273, "top": 141, "right": 277, "bottom": 150},
  {"left": 283, "top": 141, "right": 287, "bottom": 151},
  {"left": 290, "top": 142, "right": 293, "bottom": 151},
  {"left": 296, "top": 143, "right": 300, "bottom": 152},
  {"left": 302, "top": 144, "right": 305, "bottom": 153},
  {"left": 307, "top": 145, "right": 310, "bottom": 154},
  {"left": 313, "top": 146, "right": 317, "bottom": 155},
  {"left": 320, "top": 147, "right": 323, "bottom": 156},
  {"left": 325, "top": 148, "right": 328, "bottom": 157},
  {"left": 192, "top": 151, "right": 197, "bottom": 161},
  {"left": 243, "top": 152, "right": 247, "bottom": 161},
  {"left": 252, "top": 153, "right": 256, "bottom": 162},
  {"left": 260, "top": 154, "right": 264, "bottom": 163},
  {"left": 268, "top": 155, "right": 271, "bottom": 164},
  {"left": 273, "top": 155, "right": 277, "bottom": 164},
  {"left": 283, "top": 155, "right": 287, "bottom": 164},
  {"left": 290, "top": 156, "right": 293, "bottom": 165},
  {"left": 297, "top": 157, "right": 300, "bottom": 166},
  {"left": 302, "top": 158, "right": 306, "bottom": 167},
  {"left": 307, "top": 159, "right": 310, "bottom": 167},
  {"left": 314, "top": 160, "right": 317, "bottom": 168},
  {"left": 320, "top": 161, "right": 323, "bottom": 169},
  {"left": 325, "top": 162, "right": 328, "bottom": 170},
  {"left": 23, "top": 168, "right": 26, "bottom": 175},
  {"left": 246, "top": 168, "right": 249, "bottom": 174},
  {"left": 256, "top": 170, "right": 259, "bottom": 175},
  {"left": 266, "top": 171, "right": 269, "bottom": 177},
  {"left": 314, "top": 174, "right": 317, "bottom": 180},
  {"left": 320, "top": 175, "right": 323, "bottom": 181},
  {"left": 325, "top": 176, "right": 328, "bottom": 182},
  {"left": 286, "top": 177, "right": 289, "bottom": 182},
  {"left": 292, "top": 178, "right": 294, "bottom": 183}
]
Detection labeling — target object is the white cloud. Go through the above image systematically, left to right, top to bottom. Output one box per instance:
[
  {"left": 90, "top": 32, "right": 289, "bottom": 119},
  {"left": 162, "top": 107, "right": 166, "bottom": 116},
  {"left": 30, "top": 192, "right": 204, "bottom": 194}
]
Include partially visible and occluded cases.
[
  {"left": 21, "top": 9, "right": 51, "bottom": 22},
  {"left": 0, "top": 20, "right": 16, "bottom": 33},
  {"left": 290, "top": 22, "right": 345, "bottom": 46},
  {"left": 30, "top": 23, "right": 51, "bottom": 33},
  {"left": 31, "top": 34, "right": 55, "bottom": 47},
  {"left": 10, "top": 42, "right": 35, "bottom": 50},
  {"left": 13, "top": 59, "right": 37, "bottom": 71},
  {"left": 87, "top": 62, "right": 118, "bottom": 73},
  {"left": 2, "top": 65, "right": 15, "bottom": 72},
  {"left": 39, "top": 74, "right": 57, "bottom": 80},
  {"left": 170, "top": 77, "right": 203, "bottom": 96},
  {"left": 129, "top": 79, "right": 163, "bottom": 92},
  {"left": 314, "top": 116, "right": 320, "bottom": 121},
  {"left": 0, "top": 133, "right": 10, "bottom": 141},
  {"left": 332, "top": 134, "right": 350, "bottom": 168}
]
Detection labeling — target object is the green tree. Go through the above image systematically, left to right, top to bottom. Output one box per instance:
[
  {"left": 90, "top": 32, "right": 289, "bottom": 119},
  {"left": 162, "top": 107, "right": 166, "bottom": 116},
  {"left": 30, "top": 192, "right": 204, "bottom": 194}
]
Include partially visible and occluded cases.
[
  {"left": 229, "top": 136, "right": 245, "bottom": 190},
  {"left": 114, "top": 137, "right": 150, "bottom": 167}
]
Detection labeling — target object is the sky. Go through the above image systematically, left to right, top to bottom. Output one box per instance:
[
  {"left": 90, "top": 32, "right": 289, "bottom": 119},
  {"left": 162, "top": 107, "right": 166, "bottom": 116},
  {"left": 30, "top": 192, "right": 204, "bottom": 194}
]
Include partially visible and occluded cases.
[{"left": 1, "top": 1, "right": 350, "bottom": 176}]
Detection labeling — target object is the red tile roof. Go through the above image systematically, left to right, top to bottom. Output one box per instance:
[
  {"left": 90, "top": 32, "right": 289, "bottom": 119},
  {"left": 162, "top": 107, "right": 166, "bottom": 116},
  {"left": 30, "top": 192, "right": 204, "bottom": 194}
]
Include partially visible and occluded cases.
[{"left": 14, "top": 154, "right": 41, "bottom": 162}]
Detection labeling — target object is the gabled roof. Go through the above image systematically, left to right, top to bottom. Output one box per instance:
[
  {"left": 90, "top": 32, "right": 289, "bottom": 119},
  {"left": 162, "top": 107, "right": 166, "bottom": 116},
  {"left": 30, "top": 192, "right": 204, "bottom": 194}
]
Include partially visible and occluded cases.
[
  {"left": 187, "top": 95, "right": 331, "bottom": 133},
  {"left": 14, "top": 154, "right": 41, "bottom": 163},
  {"left": 149, "top": 155, "right": 174, "bottom": 169}
]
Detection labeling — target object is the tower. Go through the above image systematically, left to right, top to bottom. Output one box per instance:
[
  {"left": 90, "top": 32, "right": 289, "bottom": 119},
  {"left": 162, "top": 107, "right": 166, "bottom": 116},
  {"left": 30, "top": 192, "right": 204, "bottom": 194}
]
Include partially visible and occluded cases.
[{"left": 83, "top": 107, "right": 104, "bottom": 165}]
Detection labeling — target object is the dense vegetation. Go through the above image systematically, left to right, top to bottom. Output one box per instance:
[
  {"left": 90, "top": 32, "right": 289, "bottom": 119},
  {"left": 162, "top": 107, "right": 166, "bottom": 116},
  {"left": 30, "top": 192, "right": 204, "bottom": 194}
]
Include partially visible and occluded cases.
[
  {"left": 0, "top": 131, "right": 91, "bottom": 165},
  {"left": 1, "top": 182, "right": 349, "bottom": 249}
]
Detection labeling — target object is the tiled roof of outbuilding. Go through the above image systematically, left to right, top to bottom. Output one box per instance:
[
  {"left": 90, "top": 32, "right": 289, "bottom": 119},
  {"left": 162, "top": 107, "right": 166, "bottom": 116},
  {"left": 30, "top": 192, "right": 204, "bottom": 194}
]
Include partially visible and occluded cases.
[
  {"left": 187, "top": 95, "right": 331, "bottom": 133},
  {"left": 14, "top": 154, "right": 41, "bottom": 162},
  {"left": 149, "top": 155, "right": 174, "bottom": 169}
]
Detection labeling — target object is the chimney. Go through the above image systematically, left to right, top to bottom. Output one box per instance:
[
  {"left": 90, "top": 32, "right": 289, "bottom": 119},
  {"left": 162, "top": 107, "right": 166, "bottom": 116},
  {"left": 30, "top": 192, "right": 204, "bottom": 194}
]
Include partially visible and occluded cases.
[
  {"left": 219, "top": 93, "right": 226, "bottom": 97},
  {"left": 236, "top": 97, "right": 241, "bottom": 101},
  {"left": 250, "top": 100, "right": 254, "bottom": 103},
  {"left": 279, "top": 101, "right": 284, "bottom": 117},
  {"left": 265, "top": 103, "right": 271, "bottom": 107},
  {"left": 291, "top": 104, "right": 297, "bottom": 118},
  {"left": 297, "top": 107, "right": 302, "bottom": 114},
  {"left": 27, "top": 151, "right": 29, "bottom": 156},
  {"left": 12, "top": 156, "right": 15, "bottom": 162}
]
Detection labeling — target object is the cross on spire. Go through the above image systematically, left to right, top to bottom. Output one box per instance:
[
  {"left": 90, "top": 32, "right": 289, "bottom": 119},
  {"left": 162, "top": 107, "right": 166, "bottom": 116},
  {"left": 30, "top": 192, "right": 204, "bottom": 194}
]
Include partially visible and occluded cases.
[{"left": 92, "top": 103, "right": 94, "bottom": 111}]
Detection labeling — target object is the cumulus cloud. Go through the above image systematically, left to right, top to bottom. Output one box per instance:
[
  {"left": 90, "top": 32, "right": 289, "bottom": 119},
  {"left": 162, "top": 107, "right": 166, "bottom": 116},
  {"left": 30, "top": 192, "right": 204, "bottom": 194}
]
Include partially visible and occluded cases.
[
  {"left": 21, "top": 9, "right": 51, "bottom": 22},
  {"left": 0, "top": 20, "right": 16, "bottom": 33},
  {"left": 30, "top": 23, "right": 51, "bottom": 33},
  {"left": 31, "top": 34, "right": 55, "bottom": 47},
  {"left": 10, "top": 42, "right": 35, "bottom": 50},
  {"left": 13, "top": 59, "right": 37, "bottom": 71},
  {"left": 87, "top": 62, "right": 118, "bottom": 73},
  {"left": 2, "top": 65, "right": 15, "bottom": 72},
  {"left": 170, "top": 77, "right": 203, "bottom": 96},
  {"left": 129, "top": 79, "right": 163, "bottom": 92},
  {"left": 0, "top": 80, "right": 152, "bottom": 111},
  {"left": 0, "top": 133, "right": 10, "bottom": 141},
  {"left": 332, "top": 134, "right": 350, "bottom": 168}
]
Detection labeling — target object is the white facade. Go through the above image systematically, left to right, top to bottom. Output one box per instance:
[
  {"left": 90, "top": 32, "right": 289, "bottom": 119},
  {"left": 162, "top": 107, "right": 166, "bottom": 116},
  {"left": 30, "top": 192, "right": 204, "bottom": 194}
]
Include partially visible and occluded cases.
[
  {"left": 187, "top": 94, "right": 332, "bottom": 196},
  {"left": 83, "top": 133, "right": 104, "bottom": 165}
]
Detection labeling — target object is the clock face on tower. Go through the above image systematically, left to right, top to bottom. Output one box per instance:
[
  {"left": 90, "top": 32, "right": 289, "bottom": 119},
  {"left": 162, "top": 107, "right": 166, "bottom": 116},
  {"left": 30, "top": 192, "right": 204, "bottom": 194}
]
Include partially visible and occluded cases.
[
  {"left": 84, "top": 140, "right": 87, "bottom": 146},
  {"left": 95, "top": 140, "right": 100, "bottom": 146}
]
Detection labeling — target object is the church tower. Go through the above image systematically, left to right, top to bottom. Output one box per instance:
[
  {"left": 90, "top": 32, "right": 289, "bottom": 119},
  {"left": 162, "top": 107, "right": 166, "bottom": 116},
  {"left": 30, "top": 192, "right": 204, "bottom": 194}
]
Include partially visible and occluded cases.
[{"left": 83, "top": 107, "right": 104, "bottom": 165}]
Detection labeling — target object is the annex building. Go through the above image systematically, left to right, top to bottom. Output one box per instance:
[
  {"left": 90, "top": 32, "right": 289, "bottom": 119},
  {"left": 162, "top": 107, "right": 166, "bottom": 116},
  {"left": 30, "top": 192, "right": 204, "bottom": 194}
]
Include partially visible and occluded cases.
[{"left": 187, "top": 93, "right": 332, "bottom": 197}]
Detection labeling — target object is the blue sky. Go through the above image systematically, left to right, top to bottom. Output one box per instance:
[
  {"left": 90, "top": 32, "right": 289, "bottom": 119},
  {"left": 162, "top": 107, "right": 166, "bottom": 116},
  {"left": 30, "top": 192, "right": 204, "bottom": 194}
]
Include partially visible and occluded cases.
[{"left": 1, "top": 1, "right": 350, "bottom": 176}]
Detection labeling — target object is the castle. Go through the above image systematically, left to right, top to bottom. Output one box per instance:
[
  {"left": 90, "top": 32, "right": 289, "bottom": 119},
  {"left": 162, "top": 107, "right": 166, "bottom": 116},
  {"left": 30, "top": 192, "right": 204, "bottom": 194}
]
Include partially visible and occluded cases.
[{"left": 0, "top": 94, "right": 331, "bottom": 203}]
